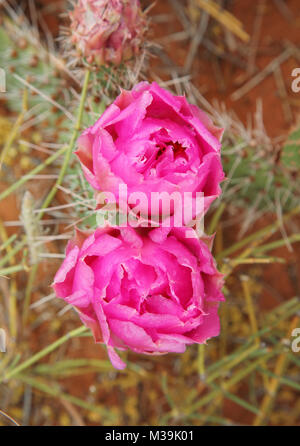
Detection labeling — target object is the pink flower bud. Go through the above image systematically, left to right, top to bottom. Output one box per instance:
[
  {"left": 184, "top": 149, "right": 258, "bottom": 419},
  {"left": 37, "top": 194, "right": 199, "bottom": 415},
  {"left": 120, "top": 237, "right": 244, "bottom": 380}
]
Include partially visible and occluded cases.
[{"left": 70, "top": 0, "right": 147, "bottom": 66}]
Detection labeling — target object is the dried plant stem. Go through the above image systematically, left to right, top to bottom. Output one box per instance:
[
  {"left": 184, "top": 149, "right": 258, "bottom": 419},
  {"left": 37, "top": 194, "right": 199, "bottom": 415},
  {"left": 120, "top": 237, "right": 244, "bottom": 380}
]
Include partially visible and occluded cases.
[
  {"left": 195, "top": 0, "right": 249, "bottom": 42},
  {"left": 273, "top": 0, "right": 293, "bottom": 22},
  {"left": 247, "top": 1, "right": 265, "bottom": 76},
  {"left": 184, "top": 11, "right": 209, "bottom": 73},
  {"left": 231, "top": 48, "right": 291, "bottom": 101},
  {"left": 274, "top": 65, "right": 293, "bottom": 124},
  {"left": 37, "top": 69, "right": 91, "bottom": 220},
  {"left": 20, "top": 70, "right": 90, "bottom": 328},
  {"left": 13, "top": 73, "right": 75, "bottom": 123},
  {"left": 0, "top": 90, "right": 28, "bottom": 169},
  {"left": 0, "top": 146, "right": 67, "bottom": 203},
  {"left": 208, "top": 202, "right": 226, "bottom": 235},
  {"left": 216, "top": 205, "right": 300, "bottom": 260},
  {"left": 0, "top": 221, "right": 19, "bottom": 340},
  {"left": 0, "top": 221, "right": 17, "bottom": 266},
  {"left": 0, "top": 234, "right": 17, "bottom": 252},
  {"left": 253, "top": 234, "right": 300, "bottom": 255},
  {"left": 0, "top": 238, "right": 27, "bottom": 270},
  {"left": 231, "top": 257, "right": 285, "bottom": 266},
  {"left": 22, "top": 262, "right": 38, "bottom": 327},
  {"left": 0, "top": 264, "right": 26, "bottom": 276},
  {"left": 241, "top": 275, "right": 269, "bottom": 389},
  {"left": 241, "top": 276, "right": 259, "bottom": 345},
  {"left": 8, "top": 279, "right": 18, "bottom": 341},
  {"left": 173, "top": 299, "right": 300, "bottom": 423},
  {"left": 219, "top": 302, "right": 228, "bottom": 357},
  {"left": 253, "top": 316, "right": 299, "bottom": 425},
  {"left": 2, "top": 325, "right": 88, "bottom": 382},
  {"left": 197, "top": 344, "right": 205, "bottom": 378},
  {"left": 206, "top": 344, "right": 259, "bottom": 384},
  {"left": 189, "top": 348, "right": 280, "bottom": 413},
  {"left": 258, "top": 365, "right": 300, "bottom": 393},
  {"left": 16, "top": 374, "right": 114, "bottom": 420},
  {"left": 209, "top": 382, "right": 260, "bottom": 415},
  {"left": 59, "top": 398, "right": 86, "bottom": 426},
  {"left": 0, "top": 409, "right": 20, "bottom": 426}
]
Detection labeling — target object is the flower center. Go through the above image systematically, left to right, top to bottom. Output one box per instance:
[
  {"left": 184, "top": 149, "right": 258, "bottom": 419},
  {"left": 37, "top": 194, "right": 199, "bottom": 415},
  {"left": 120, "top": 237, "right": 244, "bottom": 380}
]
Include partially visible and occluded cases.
[{"left": 155, "top": 140, "right": 188, "bottom": 161}]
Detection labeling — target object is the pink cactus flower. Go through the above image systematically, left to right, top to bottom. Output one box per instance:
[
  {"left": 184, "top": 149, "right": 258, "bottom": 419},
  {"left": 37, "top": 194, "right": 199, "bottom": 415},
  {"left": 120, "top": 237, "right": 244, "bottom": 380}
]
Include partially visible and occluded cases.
[
  {"left": 69, "top": 0, "right": 147, "bottom": 65},
  {"left": 76, "top": 82, "right": 224, "bottom": 224},
  {"left": 53, "top": 225, "right": 224, "bottom": 369}
]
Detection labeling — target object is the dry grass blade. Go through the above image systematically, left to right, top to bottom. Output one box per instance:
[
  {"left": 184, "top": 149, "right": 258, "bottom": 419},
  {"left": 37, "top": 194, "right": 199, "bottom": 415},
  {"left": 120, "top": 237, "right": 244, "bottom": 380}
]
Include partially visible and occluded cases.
[
  {"left": 195, "top": 0, "right": 250, "bottom": 42},
  {"left": 231, "top": 48, "right": 292, "bottom": 101}
]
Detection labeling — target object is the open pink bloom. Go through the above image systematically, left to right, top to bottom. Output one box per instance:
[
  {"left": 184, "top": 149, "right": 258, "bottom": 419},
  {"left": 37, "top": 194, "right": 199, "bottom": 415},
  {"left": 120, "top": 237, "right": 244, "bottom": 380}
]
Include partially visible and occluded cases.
[
  {"left": 69, "top": 0, "right": 146, "bottom": 66},
  {"left": 76, "top": 82, "right": 224, "bottom": 223},
  {"left": 53, "top": 226, "right": 224, "bottom": 369}
]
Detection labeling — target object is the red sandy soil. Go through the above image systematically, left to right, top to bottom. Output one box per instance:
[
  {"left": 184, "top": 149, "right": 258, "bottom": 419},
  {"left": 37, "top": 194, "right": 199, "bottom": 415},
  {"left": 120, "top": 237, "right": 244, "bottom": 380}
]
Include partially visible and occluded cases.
[{"left": 150, "top": 0, "right": 300, "bottom": 138}]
